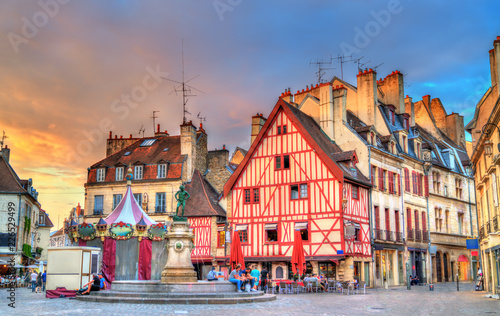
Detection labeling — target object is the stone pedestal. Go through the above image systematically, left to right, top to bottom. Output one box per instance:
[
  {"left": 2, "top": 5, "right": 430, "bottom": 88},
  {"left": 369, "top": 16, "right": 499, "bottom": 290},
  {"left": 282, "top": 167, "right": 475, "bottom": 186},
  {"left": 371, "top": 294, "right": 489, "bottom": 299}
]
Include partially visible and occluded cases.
[{"left": 161, "top": 221, "right": 198, "bottom": 283}]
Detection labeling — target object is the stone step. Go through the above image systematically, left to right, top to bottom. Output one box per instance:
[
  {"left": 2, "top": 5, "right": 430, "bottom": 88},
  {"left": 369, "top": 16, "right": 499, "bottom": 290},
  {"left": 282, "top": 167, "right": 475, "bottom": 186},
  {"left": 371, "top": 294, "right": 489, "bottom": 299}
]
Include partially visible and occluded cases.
[
  {"left": 92, "top": 290, "right": 265, "bottom": 298},
  {"left": 75, "top": 293, "right": 277, "bottom": 305}
]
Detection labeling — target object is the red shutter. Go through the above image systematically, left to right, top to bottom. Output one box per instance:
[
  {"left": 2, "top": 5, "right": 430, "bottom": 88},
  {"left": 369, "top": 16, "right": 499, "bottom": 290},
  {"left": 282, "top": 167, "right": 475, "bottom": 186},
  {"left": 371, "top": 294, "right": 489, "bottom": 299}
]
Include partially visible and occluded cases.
[
  {"left": 379, "top": 168, "right": 384, "bottom": 190},
  {"left": 404, "top": 168, "right": 410, "bottom": 191},
  {"left": 388, "top": 171, "right": 394, "bottom": 193},
  {"left": 412, "top": 171, "right": 417, "bottom": 194},
  {"left": 398, "top": 174, "right": 401, "bottom": 196},
  {"left": 419, "top": 174, "right": 423, "bottom": 196},
  {"left": 424, "top": 175, "right": 429, "bottom": 197},
  {"left": 375, "top": 206, "right": 380, "bottom": 230},
  {"left": 385, "top": 208, "right": 390, "bottom": 231},
  {"left": 407, "top": 209, "right": 412, "bottom": 231},
  {"left": 414, "top": 210, "right": 419, "bottom": 231},
  {"left": 395, "top": 211, "right": 400, "bottom": 234},
  {"left": 422, "top": 212, "right": 427, "bottom": 231}
]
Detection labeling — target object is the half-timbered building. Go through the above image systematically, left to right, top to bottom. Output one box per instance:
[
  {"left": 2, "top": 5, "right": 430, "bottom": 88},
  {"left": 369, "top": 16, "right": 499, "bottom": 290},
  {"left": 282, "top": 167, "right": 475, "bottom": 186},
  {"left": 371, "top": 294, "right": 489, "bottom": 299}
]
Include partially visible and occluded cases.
[{"left": 223, "top": 99, "right": 371, "bottom": 282}]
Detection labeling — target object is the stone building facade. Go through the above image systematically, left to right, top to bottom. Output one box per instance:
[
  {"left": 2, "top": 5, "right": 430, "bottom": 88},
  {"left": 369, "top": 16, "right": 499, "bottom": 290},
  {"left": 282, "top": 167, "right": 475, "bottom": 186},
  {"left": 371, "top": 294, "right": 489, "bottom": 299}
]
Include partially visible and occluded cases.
[{"left": 466, "top": 35, "right": 500, "bottom": 294}]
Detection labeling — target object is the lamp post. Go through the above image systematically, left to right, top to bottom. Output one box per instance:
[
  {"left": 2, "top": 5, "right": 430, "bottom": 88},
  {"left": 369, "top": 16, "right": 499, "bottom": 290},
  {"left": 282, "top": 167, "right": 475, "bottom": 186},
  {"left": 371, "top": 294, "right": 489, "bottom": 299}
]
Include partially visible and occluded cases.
[{"left": 422, "top": 148, "right": 433, "bottom": 291}]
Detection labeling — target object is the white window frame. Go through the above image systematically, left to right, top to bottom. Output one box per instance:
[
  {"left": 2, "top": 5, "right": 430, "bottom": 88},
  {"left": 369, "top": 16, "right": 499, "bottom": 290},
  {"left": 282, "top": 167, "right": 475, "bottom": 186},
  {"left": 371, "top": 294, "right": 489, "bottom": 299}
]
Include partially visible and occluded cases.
[
  {"left": 157, "top": 164, "right": 167, "bottom": 179},
  {"left": 134, "top": 165, "right": 143, "bottom": 180},
  {"left": 115, "top": 167, "right": 124, "bottom": 181},
  {"left": 96, "top": 168, "right": 105, "bottom": 182}
]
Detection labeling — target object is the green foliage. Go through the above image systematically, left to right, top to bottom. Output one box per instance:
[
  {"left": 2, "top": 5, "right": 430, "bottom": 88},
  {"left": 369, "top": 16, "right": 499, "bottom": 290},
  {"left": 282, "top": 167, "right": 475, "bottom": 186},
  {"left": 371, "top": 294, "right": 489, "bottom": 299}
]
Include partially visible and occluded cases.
[
  {"left": 24, "top": 216, "right": 31, "bottom": 234},
  {"left": 22, "top": 244, "right": 32, "bottom": 257}
]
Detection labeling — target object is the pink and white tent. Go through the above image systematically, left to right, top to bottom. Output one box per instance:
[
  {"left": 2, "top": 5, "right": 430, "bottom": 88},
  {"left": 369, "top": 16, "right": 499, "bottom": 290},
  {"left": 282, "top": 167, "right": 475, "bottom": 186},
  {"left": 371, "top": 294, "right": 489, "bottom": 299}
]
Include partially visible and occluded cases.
[{"left": 105, "top": 185, "right": 156, "bottom": 225}]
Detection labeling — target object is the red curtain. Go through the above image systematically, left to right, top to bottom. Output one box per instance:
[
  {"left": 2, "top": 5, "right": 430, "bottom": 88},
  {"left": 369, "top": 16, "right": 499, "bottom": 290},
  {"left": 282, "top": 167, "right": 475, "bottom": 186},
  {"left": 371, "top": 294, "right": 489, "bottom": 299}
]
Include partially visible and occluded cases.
[
  {"left": 102, "top": 237, "right": 116, "bottom": 289},
  {"left": 138, "top": 238, "right": 152, "bottom": 280},
  {"left": 78, "top": 240, "right": 87, "bottom": 246}
]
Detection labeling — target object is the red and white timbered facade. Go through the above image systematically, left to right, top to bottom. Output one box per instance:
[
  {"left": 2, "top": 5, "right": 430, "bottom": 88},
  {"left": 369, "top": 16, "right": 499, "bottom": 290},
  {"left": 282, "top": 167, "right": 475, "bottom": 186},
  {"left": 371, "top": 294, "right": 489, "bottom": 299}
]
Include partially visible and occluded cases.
[{"left": 224, "top": 99, "right": 371, "bottom": 279}]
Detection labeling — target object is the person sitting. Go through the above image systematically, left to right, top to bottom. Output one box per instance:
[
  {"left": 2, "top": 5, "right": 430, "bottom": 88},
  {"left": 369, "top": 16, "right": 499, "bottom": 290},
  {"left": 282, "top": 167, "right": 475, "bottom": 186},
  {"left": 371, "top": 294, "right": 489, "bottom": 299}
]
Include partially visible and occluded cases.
[
  {"left": 229, "top": 264, "right": 244, "bottom": 292},
  {"left": 250, "top": 264, "right": 260, "bottom": 290},
  {"left": 207, "top": 267, "right": 218, "bottom": 281},
  {"left": 242, "top": 269, "right": 257, "bottom": 292},
  {"left": 77, "top": 274, "right": 101, "bottom": 295},
  {"left": 98, "top": 274, "right": 107, "bottom": 290}
]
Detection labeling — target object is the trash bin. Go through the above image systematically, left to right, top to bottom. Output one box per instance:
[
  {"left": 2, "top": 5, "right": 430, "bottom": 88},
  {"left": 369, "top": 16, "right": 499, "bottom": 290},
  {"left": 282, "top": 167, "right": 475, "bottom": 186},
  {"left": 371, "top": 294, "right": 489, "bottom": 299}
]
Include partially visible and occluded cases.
[{"left": 429, "top": 284, "right": 434, "bottom": 291}]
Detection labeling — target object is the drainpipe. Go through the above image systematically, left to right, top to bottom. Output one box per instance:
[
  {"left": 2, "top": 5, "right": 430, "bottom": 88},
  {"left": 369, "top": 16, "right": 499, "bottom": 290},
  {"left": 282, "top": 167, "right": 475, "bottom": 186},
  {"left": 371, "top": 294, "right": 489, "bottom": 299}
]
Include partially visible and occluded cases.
[
  {"left": 368, "top": 146, "right": 375, "bottom": 288},
  {"left": 425, "top": 164, "right": 433, "bottom": 290},
  {"left": 399, "top": 165, "right": 406, "bottom": 287},
  {"left": 471, "top": 172, "right": 482, "bottom": 283},
  {"left": 467, "top": 173, "right": 474, "bottom": 281},
  {"left": 16, "top": 193, "right": 22, "bottom": 264}
]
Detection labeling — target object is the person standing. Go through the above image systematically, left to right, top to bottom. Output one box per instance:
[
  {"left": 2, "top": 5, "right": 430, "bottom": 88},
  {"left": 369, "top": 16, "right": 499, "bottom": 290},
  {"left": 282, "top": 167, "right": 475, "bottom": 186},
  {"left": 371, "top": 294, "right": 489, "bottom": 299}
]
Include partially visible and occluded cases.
[
  {"left": 250, "top": 264, "right": 260, "bottom": 290},
  {"left": 260, "top": 266, "right": 269, "bottom": 291},
  {"left": 24, "top": 270, "right": 30, "bottom": 288},
  {"left": 30, "top": 270, "right": 37, "bottom": 293},
  {"left": 42, "top": 270, "right": 47, "bottom": 291},
  {"left": 35, "top": 272, "right": 42, "bottom": 293}
]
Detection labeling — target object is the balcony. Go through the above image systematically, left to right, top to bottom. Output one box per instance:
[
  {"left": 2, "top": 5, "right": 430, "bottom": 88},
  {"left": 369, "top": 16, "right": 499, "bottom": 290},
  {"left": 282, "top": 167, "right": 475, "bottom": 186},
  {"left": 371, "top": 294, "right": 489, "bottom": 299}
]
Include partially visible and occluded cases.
[
  {"left": 155, "top": 206, "right": 167, "bottom": 213},
  {"left": 93, "top": 209, "right": 103, "bottom": 215},
  {"left": 494, "top": 216, "right": 499, "bottom": 232},
  {"left": 487, "top": 221, "right": 491, "bottom": 234},
  {"left": 479, "top": 225, "right": 485, "bottom": 239},
  {"left": 375, "top": 229, "right": 383, "bottom": 240},
  {"left": 407, "top": 229, "right": 414, "bottom": 240},
  {"left": 385, "top": 230, "right": 393, "bottom": 241},
  {"left": 415, "top": 230, "right": 422, "bottom": 241},
  {"left": 423, "top": 231, "right": 429, "bottom": 242},
  {"left": 395, "top": 232, "right": 403, "bottom": 243}
]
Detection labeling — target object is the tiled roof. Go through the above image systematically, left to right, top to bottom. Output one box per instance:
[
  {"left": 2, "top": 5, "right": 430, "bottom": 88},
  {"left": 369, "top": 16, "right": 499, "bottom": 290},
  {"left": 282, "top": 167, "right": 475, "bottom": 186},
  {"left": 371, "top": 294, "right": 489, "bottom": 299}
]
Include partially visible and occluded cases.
[
  {"left": 331, "top": 151, "right": 356, "bottom": 162},
  {"left": 0, "top": 156, "right": 25, "bottom": 193},
  {"left": 184, "top": 170, "right": 226, "bottom": 217},
  {"left": 39, "top": 210, "right": 54, "bottom": 228},
  {"left": 50, "top": 228, "right": 65, "bottom": 237}
]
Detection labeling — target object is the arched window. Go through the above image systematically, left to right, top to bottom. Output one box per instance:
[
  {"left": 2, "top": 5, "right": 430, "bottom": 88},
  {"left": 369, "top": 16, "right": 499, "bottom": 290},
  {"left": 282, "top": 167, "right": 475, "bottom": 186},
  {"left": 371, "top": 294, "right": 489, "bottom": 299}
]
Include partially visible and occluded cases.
[{"left": 276, "top": 266, "right": 284, "bottom": 279}]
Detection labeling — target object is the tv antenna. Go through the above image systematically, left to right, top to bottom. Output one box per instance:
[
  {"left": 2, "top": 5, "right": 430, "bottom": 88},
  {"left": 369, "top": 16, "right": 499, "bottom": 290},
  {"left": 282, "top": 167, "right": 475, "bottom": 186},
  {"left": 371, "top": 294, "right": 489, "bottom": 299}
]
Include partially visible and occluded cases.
[
  {"left": 162, "top": 39, "right": 204, "bottom": 124},
  {"left": 332, "top": 54, "right": 353, "bottom": 80},
  {"left": 310, "top": 56, "right": 335, "bottom": 84},
  {"left": 352, "top": 56, "right": 365, "bottom": 72},
  {"left": 151, "top": 111, "right": 159, "bottom": 134},
  {"left": 197, "top": 112, "right": 206, "bottom": 126},
  {"left": 137, "top": 124, "right": 145, "bottom": 138},
  {"left": 0, "top": 130, "right": 8, "bottom": 148}
]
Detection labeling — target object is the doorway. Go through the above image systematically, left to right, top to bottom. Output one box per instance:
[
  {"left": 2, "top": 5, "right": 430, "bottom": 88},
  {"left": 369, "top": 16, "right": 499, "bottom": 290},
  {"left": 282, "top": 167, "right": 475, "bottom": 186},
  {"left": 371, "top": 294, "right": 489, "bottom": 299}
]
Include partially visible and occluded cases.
[
  {"left": 436, "top": 252, "right": 442, "bottom": 282},
  {"left": 444, "top": 253, "right": 449, "bottom": 282}
]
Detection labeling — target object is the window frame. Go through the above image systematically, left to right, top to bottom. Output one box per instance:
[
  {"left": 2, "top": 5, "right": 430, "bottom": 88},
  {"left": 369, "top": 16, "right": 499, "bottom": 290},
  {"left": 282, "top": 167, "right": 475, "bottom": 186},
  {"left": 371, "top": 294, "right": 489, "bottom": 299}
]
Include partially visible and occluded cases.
[
  {"left": 275, "top": 155, "right": 290, "bottom": 170},
  {"left": 157, "top": 164, "right": 167, "bottom": 179},
  {"left": 134, "top": 165, "right": 143, "bottom": 180},
  {"left": 115, "top": 167, "right": 124, "bottom": 181},
  {"left": 96, "top": 168, "right": 105, "bottom": 182},
  {"left": 291, "top": 183, "right": 308, "bottom": 200},
  {"left": 352, "top": 186, "right": 359, "bottom": 200},
  {"left": 155, "top": 192, "right": 166, "bottom": 213},
  {"left": 133, "top": 193, "right": 142, "bottom": 205},
  {"left": 112, "top": 194, "right": 123, "bottom": 209},
  {"left": 93, "top": 195, "right": 104, "bottom": 215},
  {"left": 265, "top": 224, "right": 279, "bottom": 243},
  {"left": 239, "top": 230, "right": 248, "bottom": 243}
]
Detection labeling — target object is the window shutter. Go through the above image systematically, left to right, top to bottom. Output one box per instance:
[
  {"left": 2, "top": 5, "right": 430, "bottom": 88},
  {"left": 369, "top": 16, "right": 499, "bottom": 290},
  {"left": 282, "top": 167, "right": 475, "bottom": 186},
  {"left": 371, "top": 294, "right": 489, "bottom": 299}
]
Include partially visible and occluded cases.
[
  {"left": 379, "top": 168, "right": 383, "bottom": 190},
  {"left": 404, "top": 168, "right": 410, "bottom": 192},
  {"left": 388, "top": 171, "right": 394, "bottom": 193},
  {"left": 398, "top": 174, "right": 401, "bottom": 196},
  {"left": 424, "top": 175, "right": 429, "bottom": 197},
  {"left": 407, "top": 209, "right": 412, "bottom": 229},
  {"left": 422, "top": 212, "right": 426, "bottom": 231}
]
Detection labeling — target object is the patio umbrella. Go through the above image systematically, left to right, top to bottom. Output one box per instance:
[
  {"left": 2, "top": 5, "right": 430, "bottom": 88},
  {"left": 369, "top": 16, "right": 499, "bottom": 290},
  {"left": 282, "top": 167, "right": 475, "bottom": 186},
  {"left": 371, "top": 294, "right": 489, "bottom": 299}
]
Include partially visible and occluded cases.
[
  {"left": 229, "top": 230, "right": 244, "bottom": 270},
  {"left": 291, "top": 230, "right": 306, "bottom": 276},
  {"left": 0, "top": 259, "right": 8, "bottom": 264},
  {"left": 13, "top": 264, "right": 25, "bottom": 268},
  {"left": 26, "top": 264, "right": 39, "bottom": 269}
]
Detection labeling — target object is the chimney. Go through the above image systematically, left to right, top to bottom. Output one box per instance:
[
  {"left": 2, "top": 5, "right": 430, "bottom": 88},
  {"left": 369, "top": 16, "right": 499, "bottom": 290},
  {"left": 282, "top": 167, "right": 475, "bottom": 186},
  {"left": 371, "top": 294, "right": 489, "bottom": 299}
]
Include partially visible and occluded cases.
[
  {"left": 490, "top": 36, "right": 500, "bottom": 97},
  {"left": 356, "top": 69, "right": 378, "bottom": 127},
  {"left": 383, "top": 71, "right": 405, "bottom": 114},
  {"left": 319, "top": 82, "right": 334, "bottom": 140},
  {"left": 332, "top": 85, "right": 347, "bottom": 141},
  {"left": 280, "top": 88, "right": 294, "bottom": 103},
  {"left": 404, "top": 95, "right": 415, "bottom": 127},
  {"left": 430, "top": 98, "right": 447, "bottom": 132},
  {"left": 445, "top": 112, "right": 466, "bottom": 149},
  {"left": 251, "top": 113, "right": 267, "bottom": 144},
  {"left": 181, "top": 120, "right": 197, "bottom": 181},
  {"left": 1, "top": 145, "right": 10, "bottom": 163}
]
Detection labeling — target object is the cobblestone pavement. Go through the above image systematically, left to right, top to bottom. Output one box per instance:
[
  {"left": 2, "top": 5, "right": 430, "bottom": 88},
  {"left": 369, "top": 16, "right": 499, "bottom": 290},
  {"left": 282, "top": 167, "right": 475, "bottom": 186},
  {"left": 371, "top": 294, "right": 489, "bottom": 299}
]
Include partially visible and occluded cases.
[{"left": 1, "top": 282, "right": 498, "bottom": 316}]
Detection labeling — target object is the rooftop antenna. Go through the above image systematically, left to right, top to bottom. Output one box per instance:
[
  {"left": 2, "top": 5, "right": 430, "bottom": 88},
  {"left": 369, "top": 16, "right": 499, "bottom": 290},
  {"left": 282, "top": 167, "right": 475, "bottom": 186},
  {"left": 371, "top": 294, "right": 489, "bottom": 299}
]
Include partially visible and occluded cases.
[
  {"left": 162, "top": 39, "right": 204, "bottom": 124},
  {"left": 333, "top": 54, "right": 353, "bottom": 80},
  {"left": 310, "top": 56, "right": 335, "bottom": 84},
  {"left": 353, "top": 56, "right": 365, "bottom": 72},
  {"left": 372, "top": 62, "right": 384, "bottom": 71},
  {"left": 151, "top": 111, "right": 159, "bottom": 135},
  {"left": 197, "top": 112, "right": 206, "bottom": 126},
  {"left": 137, "top": 124, "right": 145, "bottom": 138},
  {"left": 0, "top": 130, "right": 8, "bottom": 148}
]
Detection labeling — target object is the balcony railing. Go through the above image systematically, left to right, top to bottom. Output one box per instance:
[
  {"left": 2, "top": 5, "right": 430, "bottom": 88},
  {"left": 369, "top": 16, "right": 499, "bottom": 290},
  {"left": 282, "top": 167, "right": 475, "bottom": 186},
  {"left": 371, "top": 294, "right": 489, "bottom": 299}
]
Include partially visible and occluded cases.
[
  {"left": 155, "top": 206, "right": 166, "bottom": 213},
  {"left": 93, "top": 209, "right": 103, "bottom": 215},
  {"left": 494, "top": 216, "right": 499, "bottom": 232},
  {"left": 487, "top": 221, "right": 491, "bottom": 234},
  {"left": 479, "top": 225, "right": 485, "bottom": 239},
  {"left": 375, "top": 229, "right": 383, "bottom": 240},
  {"left": 407, "top": 229, "right": 414, "bottom": 240},
  {"left": 415, "top": 229, "right": 422, "bottom": 241},
  {"left": 385, "top": 230, "right": 393, "bottom": 241},
  {"left": 423, "top": 230, "right": 429, "bottom": 242},
  {"left": 395, "top": 232, "right": 403, "bottom": 243}
]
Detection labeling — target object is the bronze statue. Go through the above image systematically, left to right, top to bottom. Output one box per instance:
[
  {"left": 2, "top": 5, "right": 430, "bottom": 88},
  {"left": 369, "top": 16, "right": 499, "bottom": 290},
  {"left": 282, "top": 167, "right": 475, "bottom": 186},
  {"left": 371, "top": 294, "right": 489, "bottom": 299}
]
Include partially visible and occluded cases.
[{"left": 174, "top": 185, "right": 190, "bottom": 218}]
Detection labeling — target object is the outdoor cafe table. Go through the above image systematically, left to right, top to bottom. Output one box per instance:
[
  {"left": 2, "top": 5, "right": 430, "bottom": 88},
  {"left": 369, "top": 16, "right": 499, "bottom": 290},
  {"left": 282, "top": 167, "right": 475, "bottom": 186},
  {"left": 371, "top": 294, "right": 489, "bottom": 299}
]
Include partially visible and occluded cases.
[{"left": 273, "top": 280, "right": 305, "bottom": 287}]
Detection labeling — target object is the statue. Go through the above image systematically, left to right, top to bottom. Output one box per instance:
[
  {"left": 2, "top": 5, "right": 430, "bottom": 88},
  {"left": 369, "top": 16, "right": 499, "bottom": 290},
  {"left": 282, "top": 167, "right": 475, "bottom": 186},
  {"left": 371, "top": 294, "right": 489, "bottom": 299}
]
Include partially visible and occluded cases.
[{"left": 174, "top": 185, "right": 190, "bottom": 220}]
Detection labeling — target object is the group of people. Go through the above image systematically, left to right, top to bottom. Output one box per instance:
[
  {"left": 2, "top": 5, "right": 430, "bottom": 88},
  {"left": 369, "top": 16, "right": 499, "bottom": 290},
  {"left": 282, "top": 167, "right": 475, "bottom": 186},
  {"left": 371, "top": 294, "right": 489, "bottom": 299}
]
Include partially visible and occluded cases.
[
  {"left": 228, "top": 264, "right": 269, "bottom": 292},
  {"left": 0, "top": 269, "right": 46, "bottom": 292},
  {"left": 29, "top": 270, "right": 46, "bottom": 293},
  {"left": 76, "top": 273, "right": 107, "bottom": 295},
  {"left": 303, "top": 274, "right": 329, "bottom": 292},
  {"left": 410, "top": 275, "right": 420, "bottom": 285}
]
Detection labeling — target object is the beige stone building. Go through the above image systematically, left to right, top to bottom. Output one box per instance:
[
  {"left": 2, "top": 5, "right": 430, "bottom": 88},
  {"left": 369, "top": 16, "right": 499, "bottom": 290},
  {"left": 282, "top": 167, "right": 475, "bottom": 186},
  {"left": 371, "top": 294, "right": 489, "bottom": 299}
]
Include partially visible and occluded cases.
[{"left": 466, "top": 35, "right": 500, "bottom": 294}]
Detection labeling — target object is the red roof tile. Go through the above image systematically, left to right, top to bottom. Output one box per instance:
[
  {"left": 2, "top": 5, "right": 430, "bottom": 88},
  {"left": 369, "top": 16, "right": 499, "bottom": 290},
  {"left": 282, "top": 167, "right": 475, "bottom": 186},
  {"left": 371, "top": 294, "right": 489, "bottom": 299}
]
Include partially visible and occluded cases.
[{"left": 184, "top": 170, "right": 226, "bottom": 217}]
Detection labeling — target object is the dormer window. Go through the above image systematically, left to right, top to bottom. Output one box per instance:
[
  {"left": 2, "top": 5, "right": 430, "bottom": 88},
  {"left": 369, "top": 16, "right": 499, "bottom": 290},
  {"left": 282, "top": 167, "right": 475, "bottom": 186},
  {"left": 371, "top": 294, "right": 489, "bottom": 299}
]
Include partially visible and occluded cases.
[
  {"left": 390, "top": 109, "right": 395, "bottom": 125},
  {"left": 404, "top": 118, "right": 409, "bottom": 130},
  {"left": 370, "top": 132, "right": 375, "bottom": 145},
  {"left": 402, "top": 135, "right": 407, "bottom": 153},
  {"left": 391, "top": 142, "right": 395, "bottom": 154},
  {"left": 416, "top": 143, "right": 421, "bottom": 159},
  {"left": 157, "top": 164, "right": 167, "bottom": 179},
  {"left": 134, "top": 165, "right": 143, "bottom": 180},
  {"left": 116, "top": 167, "right": 124, "bottom": 181},
  {"left": 96, "top": 168, "right": 105, "bottom": 182}
]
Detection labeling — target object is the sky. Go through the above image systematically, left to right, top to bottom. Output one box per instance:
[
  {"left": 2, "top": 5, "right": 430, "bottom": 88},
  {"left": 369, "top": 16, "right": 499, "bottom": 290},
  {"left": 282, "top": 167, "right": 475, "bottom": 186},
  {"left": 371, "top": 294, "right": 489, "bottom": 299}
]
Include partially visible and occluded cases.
[{"left": 0, "top": 0, "right": 499, "bottom": 231}]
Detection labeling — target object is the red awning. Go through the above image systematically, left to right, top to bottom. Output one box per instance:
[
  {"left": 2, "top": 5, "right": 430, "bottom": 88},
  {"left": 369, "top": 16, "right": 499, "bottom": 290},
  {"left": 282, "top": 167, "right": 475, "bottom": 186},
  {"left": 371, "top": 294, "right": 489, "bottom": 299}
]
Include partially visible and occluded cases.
[{"left": 457, "top": 254, "right": 468, "bottom": 262}]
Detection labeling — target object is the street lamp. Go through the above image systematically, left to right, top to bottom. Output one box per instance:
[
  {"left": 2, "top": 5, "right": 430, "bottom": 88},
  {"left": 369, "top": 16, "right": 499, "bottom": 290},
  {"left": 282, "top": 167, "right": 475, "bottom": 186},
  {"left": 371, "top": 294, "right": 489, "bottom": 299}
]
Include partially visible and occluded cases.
[
  {"left": 482, "top": 123, "right": 500, "bottom": 154},
  {"left": 422, "top": 147, "right": 434, "bottom": 291}
]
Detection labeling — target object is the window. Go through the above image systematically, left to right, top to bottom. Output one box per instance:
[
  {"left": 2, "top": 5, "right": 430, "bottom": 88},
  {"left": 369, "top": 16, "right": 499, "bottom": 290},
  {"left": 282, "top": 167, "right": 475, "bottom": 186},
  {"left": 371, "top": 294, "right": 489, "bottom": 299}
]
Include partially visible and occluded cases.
[
  {"left": 389, "top": 109, "right": 395, "bottom": 125},
  {"left": 404, "top": 118, "right": 409, "bottom": 130},
  {"left": 277, "top": 125, "right": 287, "bottom": 135},
  {"left": 370, "top": 132, "right": 375, "bottom": 145},
  {"left": 402, "top": 135, "right": 407, "bottom": 153},
  {"left": 140, "top": 139, "right": 156, "bottom": 147},
  {"left": 391, "top": 142, "right": 395, "bottom": 154},
  {"left": 416, "top": 143, "right": 421, "bottom": 159},
  {"left": 275, "top": 155, "right": 290, "bottom": 170},
  {"left": 275, "top": 156, "right": 281, "bottom": 169},
  {"left": 157, "top": 164, "right": 167, "bottom": 178},
  {"left": 134, "top": 165, "right": 143, "bottom": 180},
  {"left": 371, "top": 165, "right": 377, "bottom": 188},
  {"left": 115, "top": 167, "right": 124, "bottom": 181},
  {"left": 96, "top": 168, "right": 105, "bottom": 182},
  {"left": 404, "top": 168, "right": 410, "bottom": 192},
  {"left": 382, "top": 170, "right": 387, "bottom": 191},
  {"left": 412, "top": 171, "right": 418, "bottom": 194},
  {"left": 388, "top": 172, "right": 394, "bottom": 193},
  {"left": 432, "top": 172, "right": 441, "bottom": 194},
  {"left": 418, "top": 173, "right": 423, "bottom": 196},
  {"left": 455, "top": 178, "right": 463, "bottom": 199},
  {"left": 291, "top": 183, "right": 308, "bottom": 199},
  {"left": 444, "top": 185, "right": 448, "bottom": 196},
  {"left": 352, "top": 186, "right": 359, "bottom": 199},
  {"left": 244, "top": 188, "right": 259, "bottom": 204},
  {"left": 155, "top": 192, "right": 166, "bottom": 213},
  {"left": 133, "top": 193, "right": 142, "bottom": 206},
  {"left": 112, "top": 194, "right": 123, "bottom": 209},
  {"left": 94, "top": 195, "right": 104, "bottom": 215},
  {"left": 374, "top": 206, "right": 380, "bottom": 230},
  {"left": 435, "top": 208, "right": 443, "bottom": 232},
  {"left": 414, "top": 210, "right": 419, "bottom": 231},
  {"left": 445, "top": 210, "right": 449, "bottom": 233},
  {"left": 39, "top": 214, "right": 45, "bottom": 225},
  {"left": 458, "top": 214, "right": 464, "bottom": 235},
  {"left": 295, "top": 222, "right": 309, "bottom": 241},
  {"left": 354, "top": 222, "right": 361, "bottom": 241},
  {"left": 264, "top": 223, "right": 278, "bottom": 242},
  {"left": 235, "top": 225, "right": 248, "bottom": 243},
  {"left": 217, "top": 226, "right": 225, "bottom": 247}
]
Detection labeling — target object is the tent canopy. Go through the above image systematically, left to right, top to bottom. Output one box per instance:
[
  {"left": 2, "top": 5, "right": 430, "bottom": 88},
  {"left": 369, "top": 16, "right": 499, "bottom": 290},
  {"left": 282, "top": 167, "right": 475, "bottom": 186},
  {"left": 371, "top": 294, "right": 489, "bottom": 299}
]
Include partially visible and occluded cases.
[
  {"left": 105, "top": 185, "right": 156, "bottom": 225},
  {"left": 457, "top": 254, "right": 468, "bottom": 262}
]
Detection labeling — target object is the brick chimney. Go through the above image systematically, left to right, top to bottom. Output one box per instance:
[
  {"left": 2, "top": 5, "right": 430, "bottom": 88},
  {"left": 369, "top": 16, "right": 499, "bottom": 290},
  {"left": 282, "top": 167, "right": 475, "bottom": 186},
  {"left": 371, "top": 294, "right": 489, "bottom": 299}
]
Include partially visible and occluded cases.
[
  {"left": 489, "top": 36, "right": 500, "bottom": 97},
  {"left": 356, "top": 69, "right": 378, "bottom": 127},
  {"left": 381, "top": 71, "right": 405, "bottom": 114},
  {"left": 319, "top": 82, "right": 334, "bottom": 140},
  {"left": 332, "top": 85, "right": 347, "bottom": 141},
  {"left": 404, "top": 95, "right": 415, "bottom": 127},
  {"left": 445, "top": 112, "right": 466, "bottom": 149},
  {"left": 251, "top": 113, "right": 267, "bottom": 144},
  {"left": 181, "top": 120, "right": 197, "bottom": 181},
  {"left": 106, "top": 131, "right": 137, "bottom": 157},
  {"left": 0, "top": 145, "right": 10, "bottom": 163}
]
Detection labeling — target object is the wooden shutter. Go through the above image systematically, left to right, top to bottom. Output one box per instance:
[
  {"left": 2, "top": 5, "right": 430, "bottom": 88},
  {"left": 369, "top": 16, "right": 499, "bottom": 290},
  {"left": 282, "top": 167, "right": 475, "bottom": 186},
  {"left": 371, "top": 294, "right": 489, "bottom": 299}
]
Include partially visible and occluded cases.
[
  {"left": 379, "top": 168, "right": 384, "bottom": 190},
  {"left": 404, "top": 168, "right": 410, "bottom": 191},
  {"left": 388, "top": 171, "right": 394, "bottom": 193},
  {"left": 397, "top": 174, "right": 401, "bottom": 196},
  {"left": 424, "top": 175, "right": 429, "bottom": 197},
  {"left": 375, "top": 206, "right": 380, "bottom": 230},
  {"left": 385, "top": 208, "right": 390, "bottom": 231},
  {"left": 407, "top": 209, "right": 412, "bottom": 229},
  {"left": 414, "top": 210, "right": 419, "bottom": 231},
  {"left": 395, "top": 211, "right": 400, "bottom": 234},
  {"left": 422, "top": 212, "right": 427, "bottom": 232}
]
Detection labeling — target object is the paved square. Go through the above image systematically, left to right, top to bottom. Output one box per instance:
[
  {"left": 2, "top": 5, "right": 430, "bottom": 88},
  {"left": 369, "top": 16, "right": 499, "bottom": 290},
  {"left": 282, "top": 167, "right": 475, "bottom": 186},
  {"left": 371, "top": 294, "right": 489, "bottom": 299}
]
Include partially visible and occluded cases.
[{"left": 1, "top": 282, "right": 498, "bottom": 315}]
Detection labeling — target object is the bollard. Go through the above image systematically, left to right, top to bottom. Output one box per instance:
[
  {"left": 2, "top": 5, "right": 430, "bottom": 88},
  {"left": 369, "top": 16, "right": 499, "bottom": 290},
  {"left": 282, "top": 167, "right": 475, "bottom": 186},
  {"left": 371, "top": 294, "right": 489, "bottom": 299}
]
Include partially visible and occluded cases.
[
  {"left": 456, "top": 274, "right": 459, "bottom": 291},
  {"left": 429, "top": 284, "right": 434, "bottom": 291}
]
